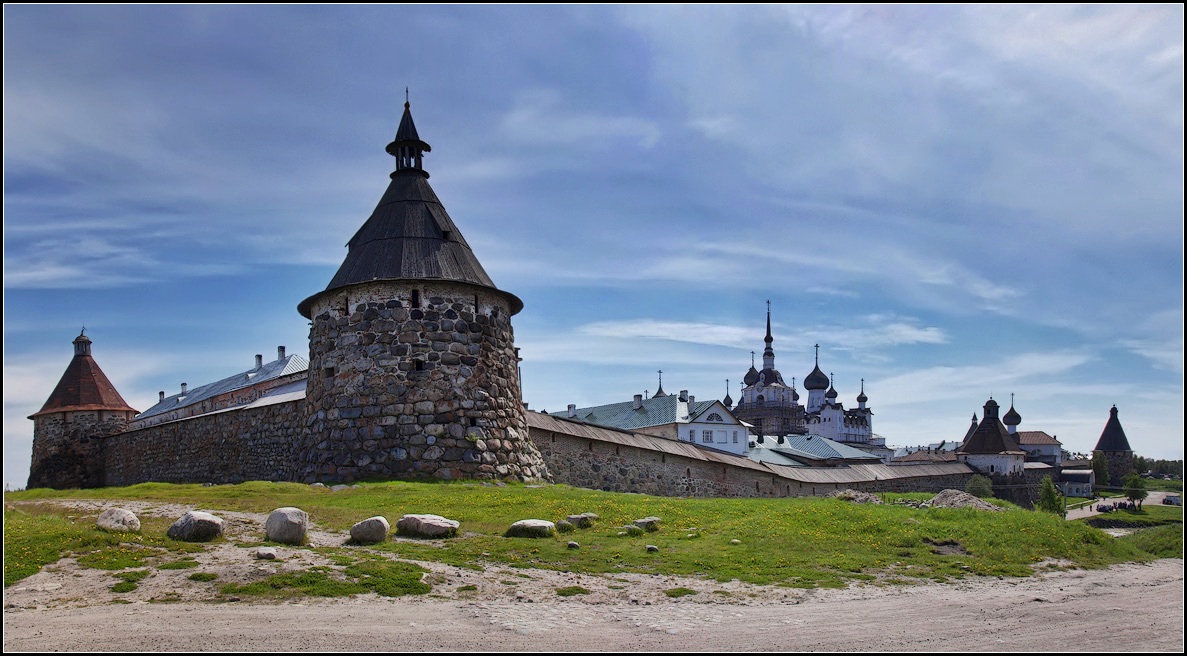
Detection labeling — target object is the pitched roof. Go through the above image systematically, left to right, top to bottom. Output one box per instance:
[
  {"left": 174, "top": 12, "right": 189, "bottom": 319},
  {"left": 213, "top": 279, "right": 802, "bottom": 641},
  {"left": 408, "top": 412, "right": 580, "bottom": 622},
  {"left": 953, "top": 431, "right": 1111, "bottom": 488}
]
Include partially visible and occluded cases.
[
  {"left": 298, "top": 104, "right": 521, "bottom": 318},
  {"left": 30, "top": 333, "right": 137, "bottom": 418},
  {"left": 135, "top": 354, "right": 308, "bottom": 420},
  {"left": 549, "top": 395, "right": 719, "bottom": 432},
  {"left": 1093, "top": 405, "right": 1132, "bottom": 452},
  {"left": 957, "top": 413, "right": 1025, "bottom": 455},
  {"left": 1015, "top": 430, "right": 1061, "bottom": 446},
  {"left": 767, "top": 434, "right": 881, "bottom": 463},
  {"left": 896, "top": 450, "right": 957, "bottom": 463}
]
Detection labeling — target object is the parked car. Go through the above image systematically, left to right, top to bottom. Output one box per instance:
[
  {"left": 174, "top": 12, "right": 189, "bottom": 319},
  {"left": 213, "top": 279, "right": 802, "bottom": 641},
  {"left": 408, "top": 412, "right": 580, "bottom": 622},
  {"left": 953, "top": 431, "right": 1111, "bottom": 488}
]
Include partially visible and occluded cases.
[{"left": 1162, "top": 495, "right": 1182, "bottom": 506}]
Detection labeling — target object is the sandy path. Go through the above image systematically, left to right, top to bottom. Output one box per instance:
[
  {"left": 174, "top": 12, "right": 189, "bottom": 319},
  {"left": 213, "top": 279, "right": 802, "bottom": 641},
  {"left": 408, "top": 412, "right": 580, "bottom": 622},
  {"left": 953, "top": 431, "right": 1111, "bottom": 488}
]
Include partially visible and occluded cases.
[{"left": 3, "top": 500, "right": 1183, "bottom": 651}]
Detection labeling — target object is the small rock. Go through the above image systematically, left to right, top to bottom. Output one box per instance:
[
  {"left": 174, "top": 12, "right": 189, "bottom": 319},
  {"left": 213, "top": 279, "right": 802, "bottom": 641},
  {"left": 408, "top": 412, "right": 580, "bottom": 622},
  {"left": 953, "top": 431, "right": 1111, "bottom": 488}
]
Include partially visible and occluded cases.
[
  {"left": 310, "top": 482, "right": 327, "bottom": 489},
  {"left": 330, "top": 484, "right": 350, "bottom": 492},
  {"left": 265, "top": 507, "right": 309, "bottom": 545},
  {"left": 96, "top": 508, "right": 140, "bottom": 533},
  {"left": 167, "top": 511, "right": 224, "bottom": 542},
  {"left": 566, "top": 513, "right": 597, "bottom": 529},
  {"left": 396, "top": 514, "right": 460, "bottom": 538},
  {"left": 350, "top": 516, "right": 390, "bottom": 544},
  {"left": 633, "top": 517, "right": 661, "bottom": 532},
  {"left": 505, "top": 519, "right": 555, "bottom": 538},
  {"left": 730, "top": 539, "right": 741, "bottom": 545},
  {"left": 567, "top": 541, "right": 580, "bottom": 550},
  {"left": 646, "top": 545, "right": 659, "bottom": 553},
  {"left": 256, "top": 548, "right": 278, "bottom": 560}
]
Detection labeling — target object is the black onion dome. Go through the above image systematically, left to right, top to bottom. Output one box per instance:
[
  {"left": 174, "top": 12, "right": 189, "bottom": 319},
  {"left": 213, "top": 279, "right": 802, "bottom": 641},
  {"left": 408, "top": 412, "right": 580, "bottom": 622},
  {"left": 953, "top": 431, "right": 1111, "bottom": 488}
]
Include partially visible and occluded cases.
[
  {"left": 804, "top": 365, "right": 829, "bottom": 390},
  {"left": 743, "top": 366, "right": 760, "bottom": 386},
  {"left": 825, "top": 385, "right": 838, "bottom": 399},
  {"left": 791, "top": 387, "right": 800, "bottom": 401},
  {"left": 856, "top": 390, "right": 868, "bottom": 403},
  {"left": 723, "top": 392, "right": 733, "bottom": 408},
  {"left": 1003, "top": 404, "right": 1021, "bottom": 426}
]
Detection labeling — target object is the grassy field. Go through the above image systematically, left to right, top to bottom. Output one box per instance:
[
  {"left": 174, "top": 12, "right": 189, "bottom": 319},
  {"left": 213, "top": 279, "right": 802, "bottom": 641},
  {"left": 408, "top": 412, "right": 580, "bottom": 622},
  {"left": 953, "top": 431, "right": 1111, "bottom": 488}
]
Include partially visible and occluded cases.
[{"left": 5, "top": 481, "right": 1181, "bottom": 596}]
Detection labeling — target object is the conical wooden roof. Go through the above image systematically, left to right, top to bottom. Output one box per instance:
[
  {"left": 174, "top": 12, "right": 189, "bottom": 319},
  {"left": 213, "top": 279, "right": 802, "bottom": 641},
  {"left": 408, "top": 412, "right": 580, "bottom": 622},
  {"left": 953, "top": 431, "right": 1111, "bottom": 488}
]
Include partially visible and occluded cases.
[{"left": 30, "top": 332, "right": 137, "bottom": 418}]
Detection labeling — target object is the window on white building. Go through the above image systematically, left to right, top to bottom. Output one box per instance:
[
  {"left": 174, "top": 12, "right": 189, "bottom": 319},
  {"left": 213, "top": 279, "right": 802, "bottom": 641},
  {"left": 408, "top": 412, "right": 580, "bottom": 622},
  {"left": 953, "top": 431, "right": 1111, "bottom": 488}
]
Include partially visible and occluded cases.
[
  {"left": 702, "top": 430, "right": 713, "bottom": 443},
  {"left": 732, "top": 431, "right": 738, "bottom": 443}
]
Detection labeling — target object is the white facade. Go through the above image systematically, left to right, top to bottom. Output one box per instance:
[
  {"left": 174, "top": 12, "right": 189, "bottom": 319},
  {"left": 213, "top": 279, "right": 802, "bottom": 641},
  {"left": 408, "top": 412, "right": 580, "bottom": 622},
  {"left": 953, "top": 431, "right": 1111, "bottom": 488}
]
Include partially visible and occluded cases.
[
  {"left": 677, "top": 401, "right": 750, "bottom": 455},
  {"left": 959, "top": 453, "right": 1025, "bottom": 476}
]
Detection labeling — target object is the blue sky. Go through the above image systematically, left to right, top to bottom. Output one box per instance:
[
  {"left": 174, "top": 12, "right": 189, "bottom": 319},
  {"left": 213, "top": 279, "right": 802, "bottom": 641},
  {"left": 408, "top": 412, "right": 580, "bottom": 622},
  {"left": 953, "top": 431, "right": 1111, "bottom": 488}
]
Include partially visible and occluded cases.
[{"left": 4, "top": 5, "right": 1183, "bottom": 489}]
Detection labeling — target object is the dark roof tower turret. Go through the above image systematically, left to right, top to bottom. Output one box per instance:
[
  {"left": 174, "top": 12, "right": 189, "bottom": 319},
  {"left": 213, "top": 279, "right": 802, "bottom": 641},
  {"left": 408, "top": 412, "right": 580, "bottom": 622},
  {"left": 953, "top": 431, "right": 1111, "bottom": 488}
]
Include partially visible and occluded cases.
[
  {"left": 298, "top": 97, "right": 522, "bottom": 318},
  {"left": 653, "top": 370, "right": 667, "bottom": 398},
  {"left": 825, "top": 373, "right": 838, "bottom": 400},
  {"left": 722, "top": 379, "right": 733, "bottom": 408},
  {"left": 856, "top": 379, "right": 868, "bottom": 404},
  {"left": 1002, "top": 394, "right": 1021, "bottom": 433},
  {"left": 1093, "top": 405, "right": 1132, "bottom": 452}
]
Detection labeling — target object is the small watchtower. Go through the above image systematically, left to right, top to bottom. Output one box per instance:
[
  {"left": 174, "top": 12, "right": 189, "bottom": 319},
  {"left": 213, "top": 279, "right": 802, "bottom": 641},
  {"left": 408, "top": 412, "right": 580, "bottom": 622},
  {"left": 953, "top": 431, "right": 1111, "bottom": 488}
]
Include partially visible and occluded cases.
[{"left": 27, "top": 331, "right": 138, "bottom": 489}]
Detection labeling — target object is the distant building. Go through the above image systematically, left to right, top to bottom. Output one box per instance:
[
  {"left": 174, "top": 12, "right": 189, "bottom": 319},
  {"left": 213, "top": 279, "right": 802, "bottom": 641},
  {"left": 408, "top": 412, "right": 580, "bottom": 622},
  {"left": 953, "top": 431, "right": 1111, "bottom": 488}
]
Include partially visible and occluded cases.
[
  {"left": 731, "top": 304, "right": 887, "bottom": 460},
  {"left": 552, "top": 388, "right": 750, "bottom": 455},
  {"left": 955, "top": 398, "right": 1026, "bottom": 475},
  {"left": 1059, "top": 469, "right": 1095, "bottom": 498}
]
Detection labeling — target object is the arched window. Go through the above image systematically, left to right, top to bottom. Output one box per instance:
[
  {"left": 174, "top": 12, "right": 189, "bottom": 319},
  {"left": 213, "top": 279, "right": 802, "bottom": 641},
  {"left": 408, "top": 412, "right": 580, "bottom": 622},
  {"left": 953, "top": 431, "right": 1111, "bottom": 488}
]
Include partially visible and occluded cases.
[{"left": 707, "top": 413, "right": 723, "bottom": 422}]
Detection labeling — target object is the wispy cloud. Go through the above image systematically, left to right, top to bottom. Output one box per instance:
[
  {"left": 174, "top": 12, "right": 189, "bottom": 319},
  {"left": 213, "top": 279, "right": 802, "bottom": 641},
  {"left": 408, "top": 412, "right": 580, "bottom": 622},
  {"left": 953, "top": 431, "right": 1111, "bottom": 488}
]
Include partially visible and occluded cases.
[{"left": 501, "top": 89, "right": 662, "bottom": 150}]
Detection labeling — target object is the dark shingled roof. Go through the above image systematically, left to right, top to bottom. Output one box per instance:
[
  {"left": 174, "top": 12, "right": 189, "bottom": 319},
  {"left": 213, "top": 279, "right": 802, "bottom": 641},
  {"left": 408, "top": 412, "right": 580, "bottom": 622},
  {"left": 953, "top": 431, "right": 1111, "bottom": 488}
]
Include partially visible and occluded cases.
[
  {"left": 298, "top": 103, "right": 521, "bottom": 318},
  {"left": 30, "top": 333, "right": 137, "bottom": 418},
  {"left": 957, "top": 400, "right": 1024, "bottom": 455},
  {"left": 1093, "top": 405, "right": 1132, "bottom": 453}
]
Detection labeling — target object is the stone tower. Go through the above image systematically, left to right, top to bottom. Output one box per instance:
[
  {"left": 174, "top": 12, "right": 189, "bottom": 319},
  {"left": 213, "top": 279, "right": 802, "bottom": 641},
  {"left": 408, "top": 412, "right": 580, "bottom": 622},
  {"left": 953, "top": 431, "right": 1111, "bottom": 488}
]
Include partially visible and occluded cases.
[
  {"left": 295, "top": 99, "right": 548, "bottom": 483},
  {"left": 27, "top": 331, "right": 138, "bottom": 489},
  {"left": 1092, "top": 405, "right": 1134, "bottom": 487}
]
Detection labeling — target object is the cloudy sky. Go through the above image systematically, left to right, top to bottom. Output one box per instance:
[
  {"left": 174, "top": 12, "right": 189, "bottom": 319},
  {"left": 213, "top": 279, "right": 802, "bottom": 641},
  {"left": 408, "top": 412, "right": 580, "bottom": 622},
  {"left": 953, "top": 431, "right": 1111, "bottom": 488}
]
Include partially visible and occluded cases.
[{"left": 4, "top": 5, "right": 1183, "bottom": 489}]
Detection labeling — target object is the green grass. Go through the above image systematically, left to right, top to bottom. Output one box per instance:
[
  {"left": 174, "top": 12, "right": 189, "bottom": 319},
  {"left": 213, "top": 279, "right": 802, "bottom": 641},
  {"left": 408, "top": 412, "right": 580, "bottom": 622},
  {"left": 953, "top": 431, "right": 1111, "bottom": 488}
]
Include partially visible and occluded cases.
[
  {"left": 6, "top": 480, "right": 1180, "bottom": 592},
  {"left": 4, "top": 504, "right": 202, "bottom": 585},
  {"left": 218, "top": 555, "right": 429, "bottom": 599},
  {"left": 112, "top": 570, "right": 149, "bottom": 583},
  {"left": 188, "top": 572, "right": 219, "bottom": 582},
  {"left": 110, "top": 581, "right": 138, "bottom": 593},
  {"left": 556, "top": 585, "right": 590, "bottom": 596},
  {"left": 664, "top": 587, "right": 698, "bottom": 598}
]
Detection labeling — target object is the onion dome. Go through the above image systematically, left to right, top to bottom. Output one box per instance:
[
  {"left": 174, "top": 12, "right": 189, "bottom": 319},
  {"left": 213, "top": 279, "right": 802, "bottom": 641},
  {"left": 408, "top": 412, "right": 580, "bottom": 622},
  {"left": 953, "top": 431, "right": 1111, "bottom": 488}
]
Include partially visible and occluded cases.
[
  {"left": 804, "top": 344, "right": 829, "bottom": 390},
  {"left": 744, "top": 366, "right": 760, "bottom": 386},
  {"left": 856, "top": 379, "right": 867, "bottom": 404},
  {"left": 723, "top": 380, "right": 733, "bottom": 408},
  {"left": 825, "top": 385, "right": 838, "bottom": 400},
  {"left": 791, "top": 387, "right": 800, "bottom": 402},
  {"left": 1003, "top": 404, "right": 1021, "bottom": 427}
]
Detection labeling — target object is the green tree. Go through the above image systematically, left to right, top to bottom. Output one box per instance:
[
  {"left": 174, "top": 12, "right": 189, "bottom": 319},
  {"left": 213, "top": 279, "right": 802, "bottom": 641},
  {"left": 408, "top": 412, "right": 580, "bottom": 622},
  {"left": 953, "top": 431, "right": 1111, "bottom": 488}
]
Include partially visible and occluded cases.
[
  {"left": 1092, "top": 452, "right": 1110, "bottom": 493},
  {"left": 1122, "top": 471, "right": 1148, "bottom": 509},
  {"left": 965, "top": 474, "right": 993, "bottom": 499},
  {"left": 1036, "top": 476, "right": 1065, "bottom": 516}
]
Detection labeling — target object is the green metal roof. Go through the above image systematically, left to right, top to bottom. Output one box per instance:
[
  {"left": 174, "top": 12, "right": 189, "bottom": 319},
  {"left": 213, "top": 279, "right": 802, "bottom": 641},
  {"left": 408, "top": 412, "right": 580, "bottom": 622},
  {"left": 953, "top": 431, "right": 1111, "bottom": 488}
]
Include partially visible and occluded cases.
[{"left": 549, "top": 395, "right": 719, "bottom": 431}]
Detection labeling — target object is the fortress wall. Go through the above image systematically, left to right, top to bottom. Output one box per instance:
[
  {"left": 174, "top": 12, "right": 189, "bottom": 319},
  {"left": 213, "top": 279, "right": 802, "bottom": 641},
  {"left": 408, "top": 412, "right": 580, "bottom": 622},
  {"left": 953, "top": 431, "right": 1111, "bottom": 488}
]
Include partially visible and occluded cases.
[
  {"left": 101, "top": 399, "right": 303, "bottom": 487},
  {"left": 532, "top": 427, "right": 829, "bottom": 498}
]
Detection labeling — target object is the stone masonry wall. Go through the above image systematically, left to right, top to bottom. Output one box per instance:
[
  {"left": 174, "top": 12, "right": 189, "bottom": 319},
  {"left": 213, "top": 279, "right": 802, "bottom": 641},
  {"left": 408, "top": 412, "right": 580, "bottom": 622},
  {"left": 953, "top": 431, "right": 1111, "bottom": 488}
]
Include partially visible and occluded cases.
[
  {"left": 297, "top": 281, "right": 547, "bottom": 483},
  {"left": 101, "top": 399, "right": 303, "bottom": 486},
  {"left": 28, "top": 410, "right": 133, "bottom": 489},
  {"left": 530, "top": 427, "right": 973, "bottom": 498}
]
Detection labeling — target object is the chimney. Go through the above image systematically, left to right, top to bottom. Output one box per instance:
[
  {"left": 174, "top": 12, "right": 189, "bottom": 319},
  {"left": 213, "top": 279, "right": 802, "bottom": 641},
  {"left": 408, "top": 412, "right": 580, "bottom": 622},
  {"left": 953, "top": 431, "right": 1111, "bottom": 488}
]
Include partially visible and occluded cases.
[
  {"left": 277, "top": 346, "right": 286, "bottom": 361},
  {"left": 255, "top": 354, "right": 263, "bottom": 369},
  {"left": 180, "top": 383, "right": 188, "bottom": 395},
  {"left": 678, "top": 390, "right": 688, "bottom": 402},
  {"left": 159, "top": 391, "right": 165, "bottom": 402},
  {"left": 633, "top": 394, "right": 643, "bottom": 409},
  {"left": 688, "top": 395, "right": 695, "bottom": 406},
  {"left": 567, "top": 404, "right": 577, "bottom": 418}
]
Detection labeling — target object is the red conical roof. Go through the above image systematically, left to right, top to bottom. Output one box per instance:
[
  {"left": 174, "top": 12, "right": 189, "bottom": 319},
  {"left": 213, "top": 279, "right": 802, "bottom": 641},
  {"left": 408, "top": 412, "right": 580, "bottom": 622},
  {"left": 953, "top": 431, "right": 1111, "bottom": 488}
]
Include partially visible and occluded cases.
[{"left": 29, "top": 332, "right": 137, "bottom": 418}]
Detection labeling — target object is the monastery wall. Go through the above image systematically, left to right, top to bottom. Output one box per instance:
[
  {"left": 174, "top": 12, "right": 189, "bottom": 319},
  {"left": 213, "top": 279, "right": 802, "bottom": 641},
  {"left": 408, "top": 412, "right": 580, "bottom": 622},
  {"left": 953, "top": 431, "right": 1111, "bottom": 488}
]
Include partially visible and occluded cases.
[{"left": 101, "top": 399, "right": 303, "bottom": 487}]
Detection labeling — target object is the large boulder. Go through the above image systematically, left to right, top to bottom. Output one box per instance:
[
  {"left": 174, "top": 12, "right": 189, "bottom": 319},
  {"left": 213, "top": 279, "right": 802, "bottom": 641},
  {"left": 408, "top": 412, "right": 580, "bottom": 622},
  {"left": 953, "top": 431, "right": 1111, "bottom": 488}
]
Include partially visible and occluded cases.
[
  {"left": 265, "top": 507, "right": 309, "bottom": 545},
  {"left": 96, "top": 508, "right": 140, "bottom": 533},
  {"left": 167, "top": 511, "right": 224, "bottom": 542},
  {"left": 396, "top": 514, "right": 459, "bottom": 538},
  {"left": 350, "top": 516, "right": 391, "bottom": 544},
  {"left": 505, "top": 519, "right": 555, "bottom": 538}
]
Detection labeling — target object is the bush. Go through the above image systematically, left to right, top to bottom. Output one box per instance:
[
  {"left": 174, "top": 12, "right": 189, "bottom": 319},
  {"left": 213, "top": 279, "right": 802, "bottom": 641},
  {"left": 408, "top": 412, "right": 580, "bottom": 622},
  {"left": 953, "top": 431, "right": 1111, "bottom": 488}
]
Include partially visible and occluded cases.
[
  {"left": 966, "top": 475, "right": 993, "bottom": 498},
  {"left": 1036, "top": 476, "right": 1066, "bottom": 516}
]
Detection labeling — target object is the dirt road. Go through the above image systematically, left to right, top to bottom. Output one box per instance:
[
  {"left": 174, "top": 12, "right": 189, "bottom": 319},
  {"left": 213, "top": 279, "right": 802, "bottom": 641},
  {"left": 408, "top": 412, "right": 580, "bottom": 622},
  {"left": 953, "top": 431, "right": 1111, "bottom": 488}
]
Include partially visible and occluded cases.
[{"left": 5, "top": 559, "right": 1182, "bottom": 652}]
